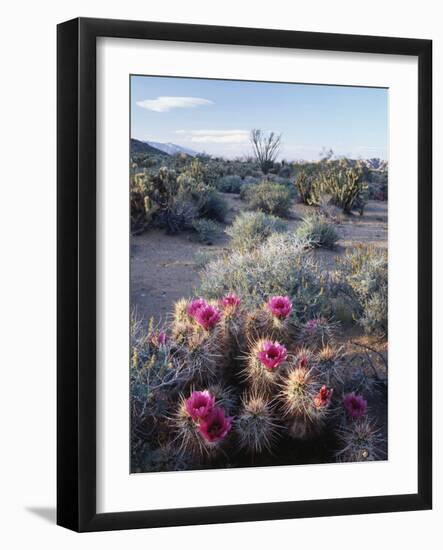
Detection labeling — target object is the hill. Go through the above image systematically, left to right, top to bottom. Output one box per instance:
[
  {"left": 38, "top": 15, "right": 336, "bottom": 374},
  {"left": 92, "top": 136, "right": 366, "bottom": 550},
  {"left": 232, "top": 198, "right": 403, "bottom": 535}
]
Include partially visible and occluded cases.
[{"left": 130, "top": 138, "right": 169, "bottom": 156}]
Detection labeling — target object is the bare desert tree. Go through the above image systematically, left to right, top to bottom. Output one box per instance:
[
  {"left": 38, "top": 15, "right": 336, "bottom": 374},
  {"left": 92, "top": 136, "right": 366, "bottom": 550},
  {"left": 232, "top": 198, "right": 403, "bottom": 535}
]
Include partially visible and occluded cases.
[{"left": 250, "top": 129, "right": 282, "bottom": 174}]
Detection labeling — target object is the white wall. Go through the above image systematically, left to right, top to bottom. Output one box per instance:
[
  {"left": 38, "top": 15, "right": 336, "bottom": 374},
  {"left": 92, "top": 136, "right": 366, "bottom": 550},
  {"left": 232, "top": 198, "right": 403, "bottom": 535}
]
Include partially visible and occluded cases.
[{"left": 0, "top": 0, "right": 440, "bottom": 547}]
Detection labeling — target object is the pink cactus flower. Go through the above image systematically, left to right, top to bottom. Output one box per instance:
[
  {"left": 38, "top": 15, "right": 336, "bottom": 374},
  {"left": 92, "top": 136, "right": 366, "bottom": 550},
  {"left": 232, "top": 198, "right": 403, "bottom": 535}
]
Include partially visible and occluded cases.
[
  {"left": 219, "top": 293, "right": 241, "bottom": 310},
  {"left": 267, "top": 295, "right": 293, "bottom": 319},
  {"left": 187, "top": 298, "right": 209, "bottom": 318},
  {"left": 194, "top": 304, "right": 222, "bottom": 331},
  {"left": 257, "top": 340, "right": 288, "bottom": 370},
  {"left": 314, "top": 385, "right": 333, "bottom": 408},
  {"left": 185, "top": 390, "right": 215, "bottom": 420},
  {"left": 343, "top": 393, "right": 368, "bottom": 419},
  {"left": 198, "top": 406, "right": 233, "bottom": 443}
]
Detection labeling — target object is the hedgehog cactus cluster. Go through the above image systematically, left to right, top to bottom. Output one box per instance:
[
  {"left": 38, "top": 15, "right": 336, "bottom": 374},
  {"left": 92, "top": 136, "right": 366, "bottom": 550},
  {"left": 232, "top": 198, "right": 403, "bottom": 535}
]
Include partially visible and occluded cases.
[{"left": 131, "top": 292, "right": 385, "bottom": 471}]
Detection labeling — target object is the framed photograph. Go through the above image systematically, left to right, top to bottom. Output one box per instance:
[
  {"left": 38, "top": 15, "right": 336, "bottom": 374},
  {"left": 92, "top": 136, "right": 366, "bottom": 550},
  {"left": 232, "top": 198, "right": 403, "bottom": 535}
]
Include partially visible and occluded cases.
[{"left": 57, "top": 17, "right": 432, "bottom": 532}]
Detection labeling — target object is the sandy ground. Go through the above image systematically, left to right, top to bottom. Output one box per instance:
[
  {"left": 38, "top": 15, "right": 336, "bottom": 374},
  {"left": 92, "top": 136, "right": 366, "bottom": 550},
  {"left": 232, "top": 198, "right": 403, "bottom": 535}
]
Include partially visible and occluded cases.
[{"left": 131, "top": 194, "right": 387, "bottom": 324}]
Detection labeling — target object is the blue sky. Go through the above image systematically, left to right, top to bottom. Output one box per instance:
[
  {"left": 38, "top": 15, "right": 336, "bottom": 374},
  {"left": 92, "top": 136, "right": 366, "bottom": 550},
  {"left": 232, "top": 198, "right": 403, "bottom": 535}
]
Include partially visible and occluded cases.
[{"left": 131, "top": 75, "right": 388, "bottom": 161}]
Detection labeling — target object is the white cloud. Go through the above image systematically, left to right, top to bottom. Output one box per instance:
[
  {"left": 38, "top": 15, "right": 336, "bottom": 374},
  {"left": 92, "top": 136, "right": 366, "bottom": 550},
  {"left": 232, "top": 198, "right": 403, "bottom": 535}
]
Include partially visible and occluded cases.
[
  {"left": 136, "top": 96, "right": 213, "bottom": 112},
  {"left": 175, "top": 129, "right": 249, "bottom": 144}
]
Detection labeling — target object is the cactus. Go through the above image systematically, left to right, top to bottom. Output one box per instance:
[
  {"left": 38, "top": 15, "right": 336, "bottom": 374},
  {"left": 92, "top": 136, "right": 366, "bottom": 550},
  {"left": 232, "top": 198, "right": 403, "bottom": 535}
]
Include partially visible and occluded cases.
[
  {"left": 320, "top": 168, "right": 368, "bottom": 215},
  {"left": 294, "top": 171, "right": 323, "bottom": 206},
  {"left": 131, "top": 287, "right": 385, "bottom": 470},
  {"left": 244, "top": 307, "right": 292, "bottom": 345},
  {"left": 298, "top": 316, "right": 337, "bottom": 350},
  {"left": 243, "top": 339, "right": 288, "bottom": 393},
  {"left": 315, "top": 344, "right": 345, "bottom": 389},
  {"left": 278, "top": 363, "right": 332, "bottom": 440},
  {"left": 207, "top": 383, "right": 238, "bottom": 415},
  {"left": 172, "top": 390, "right": 233, "bottom": 458},
  {"left": 236, "top": 393, "right": 280, "bottom": 454},
  {"left": 173, "top": 396, "right": 211, "bottom": 457},
  {"left": 335, "top": 418, "right": 385, "bottom": 462}
]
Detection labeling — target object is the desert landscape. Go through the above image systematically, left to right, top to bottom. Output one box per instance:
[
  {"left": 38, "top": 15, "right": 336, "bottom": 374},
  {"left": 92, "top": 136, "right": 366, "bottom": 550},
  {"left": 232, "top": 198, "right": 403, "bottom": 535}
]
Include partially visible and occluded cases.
[{"left": 129, "top": 137, "right": 388, "bottom": 473}]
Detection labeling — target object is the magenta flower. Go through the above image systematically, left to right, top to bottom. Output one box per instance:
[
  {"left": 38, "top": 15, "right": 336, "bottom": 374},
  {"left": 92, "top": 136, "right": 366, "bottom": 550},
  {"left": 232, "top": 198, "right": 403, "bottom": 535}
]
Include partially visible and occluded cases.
[
  {"left": 219, "top": 293, "right": 241, "bottom": 310},
  {"left": 267, "top": 295, "right": 293, "bottom": 319},
  {"left": 187, "top": 298, "right": 209, "bottom": 318},
  {"left": 194, "top": 304, "right": 222, "bottom": 331},
  {"left": 257, "top": 340, "right": 288, "bottom": 370},
  {"left": 314, "top": 385, "right": 333, "bottom": 408},
  {"left": 185, "top": 390, "right": 215, "bottom": 420},
  {"left": 343, "top": 393, "right": 367, "bottom": 419},
  {"left": 198, "top": 406, "right": 233, "bottom": 443}
]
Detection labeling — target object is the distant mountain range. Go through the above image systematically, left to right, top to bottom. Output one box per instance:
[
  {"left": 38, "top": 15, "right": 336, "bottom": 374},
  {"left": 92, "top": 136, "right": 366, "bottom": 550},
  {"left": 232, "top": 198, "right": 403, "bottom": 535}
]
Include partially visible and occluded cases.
[
  {"left": 130, "top": 138, "right": 200, "bottom": 157},
  {"left": 130, "top": 138, "right": 169, "bottom": 155},
  {"left": 143, "top": 141, "right": 200, "bottom": 157}
]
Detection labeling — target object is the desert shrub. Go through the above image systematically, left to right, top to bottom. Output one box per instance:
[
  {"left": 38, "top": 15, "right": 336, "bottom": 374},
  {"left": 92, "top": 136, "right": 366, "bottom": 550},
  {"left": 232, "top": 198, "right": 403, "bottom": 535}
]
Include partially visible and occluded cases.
[
  {"left": 216, "top": 175, "right": 243, "bottom": 194},
  {"left": 243, "top": 175, "right": 260, "bottom": 186},
  {"left": 246, "top": 181, "right": 292, "bottom": 217},
  {"left": 240, "top": 182, "right": 254, "bottom": 201},
  {"left": 196, "top": 189, "right": 228, "bottom": 222},
  {"left": 226, "top": 211, "right": 288, "bottom": 252},
  {"left": 296, "top": 213, "right": 339, "bottom": 249},
  {"left": 192, "top": 219, "right": 220, "bottom": 244},
  {"left": 200, "top": 233, "right": 330, "bottom": 319},
  {"left": 337, "top": 245, "right": 388, "bottom": 335},
  {"left": 194, "top": 249, "right": 220, "bottom": 270}
]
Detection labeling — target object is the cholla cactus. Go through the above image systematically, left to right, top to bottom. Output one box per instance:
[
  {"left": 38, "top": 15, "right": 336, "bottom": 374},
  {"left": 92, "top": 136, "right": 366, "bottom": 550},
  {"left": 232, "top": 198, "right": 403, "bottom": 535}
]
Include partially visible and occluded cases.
[
  {"left": 294, "top": 170, "right": 323, "bottom": 206},
  {"left": 243, "top": 339, "right": 288, "bottom": 393},
  {"left": 278, "top": 364, "right": 332, "bottom": 440},
  {"left": 236, "top": 393, "right": 280, "bottom": 454},
  {"left": 335, "top": 418, "right": 385, "bottom": 462}
]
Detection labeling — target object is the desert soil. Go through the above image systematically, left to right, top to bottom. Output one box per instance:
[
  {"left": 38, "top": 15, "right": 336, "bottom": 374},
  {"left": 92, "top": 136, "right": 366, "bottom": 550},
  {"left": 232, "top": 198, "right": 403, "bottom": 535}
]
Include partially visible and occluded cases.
[{"left": 131, "top": 193, "right": 387, "bottom": 325}]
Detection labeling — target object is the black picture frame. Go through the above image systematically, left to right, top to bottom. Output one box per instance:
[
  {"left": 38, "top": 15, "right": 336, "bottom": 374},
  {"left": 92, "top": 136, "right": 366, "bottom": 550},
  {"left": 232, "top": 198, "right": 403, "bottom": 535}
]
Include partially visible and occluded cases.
[{"left": 57, "top": 17, "right": 432, "bottom": 532}]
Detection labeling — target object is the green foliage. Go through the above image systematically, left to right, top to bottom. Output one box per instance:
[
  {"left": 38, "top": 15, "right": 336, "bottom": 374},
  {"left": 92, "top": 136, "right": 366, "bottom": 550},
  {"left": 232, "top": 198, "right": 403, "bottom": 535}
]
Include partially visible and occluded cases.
[
  {"left": 245, "top": 181, "right": 292, "bottom": 217},
  {"left": 226, "top": 211, "right": 288, "bottom": 252},
  {"left": 296, "top": 213, "right": 339, "bottom": 249},
  {"left": 192, "top": 218, "right": 220, "bottom": 244}
]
